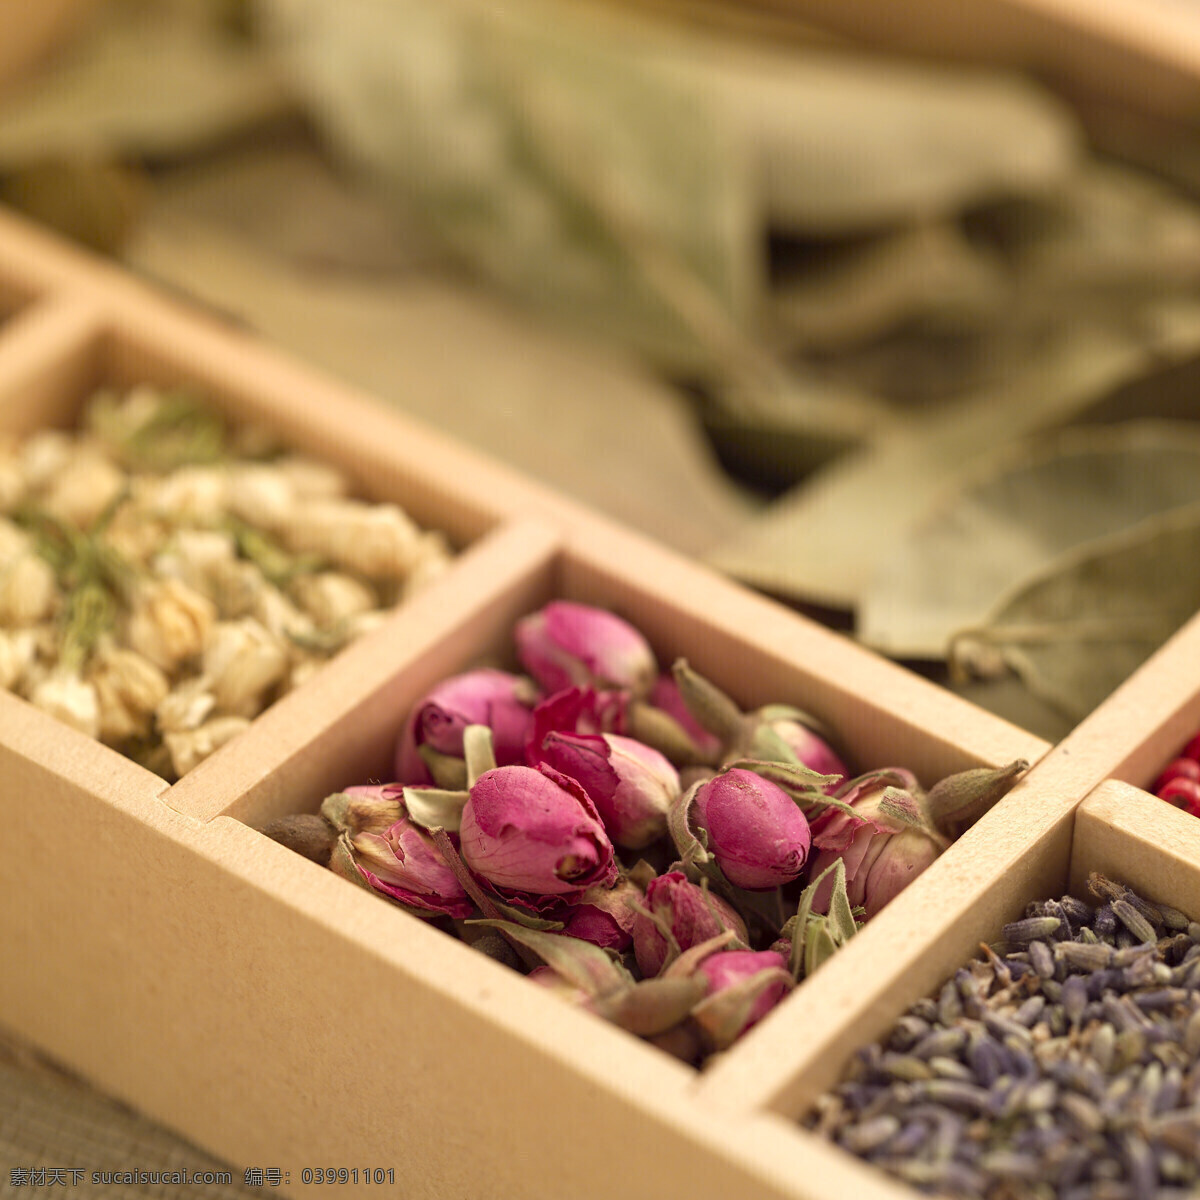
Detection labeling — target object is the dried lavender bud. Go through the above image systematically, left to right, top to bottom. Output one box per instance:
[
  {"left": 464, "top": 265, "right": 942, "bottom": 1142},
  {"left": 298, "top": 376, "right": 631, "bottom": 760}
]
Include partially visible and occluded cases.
[
  {"left": 804, "top": 876, "right": 1200, "bottom": 1198},
  {"left": 1002, "top": 916, "right": 1062, "bottom": 945}
]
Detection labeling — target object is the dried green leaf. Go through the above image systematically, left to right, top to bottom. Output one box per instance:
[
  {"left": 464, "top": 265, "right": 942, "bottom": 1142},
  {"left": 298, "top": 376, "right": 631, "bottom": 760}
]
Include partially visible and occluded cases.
[
  {"left": 0, "top": 0, "right": 290, "bottom": 164},
  {"left": 266, "top": 0, "right": 757, "bottom": 375},
  {"left": 708, "top": 310, "right": 1200, "bottom": 608},
  {"left": 860, "top": 421, "right": 1200, "bottom": 658},
  {"left": 949, "top": 500, "right": 1200, "bottom": 721},
  {"left": 467, "top": 920, "right": 631, "bottom": 998}
]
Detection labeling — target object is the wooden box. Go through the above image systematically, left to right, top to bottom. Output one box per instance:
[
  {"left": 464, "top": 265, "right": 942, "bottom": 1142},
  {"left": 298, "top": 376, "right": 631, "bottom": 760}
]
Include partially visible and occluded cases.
[{"left": 0, "top": 199, "right": 1197, "bottom": 1200}]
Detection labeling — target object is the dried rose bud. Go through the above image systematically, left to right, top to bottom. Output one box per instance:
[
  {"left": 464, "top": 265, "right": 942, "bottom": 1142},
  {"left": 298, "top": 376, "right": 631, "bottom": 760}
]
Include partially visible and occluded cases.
[
  {"left": 515, "top": 601, "right": 656, "bottom": 698},
  {"left": 395, "top": 669, "right": 535, "bottom": 786},
  {"left": 643, "top": 672, "right": 723, "bottom": 762},
  {"left": 524, "top": 685, "right": 627, "bottom": 764},
  {"left": 758, "top": 707, "right": 848, "bottom": 786},
  {"left": 536, "top": 730, "right": 679, "bottom": 849},
  {"left": 459, "top": 763, "right": 617, "bottom": 897},
  {"left": 692, "top": 768, "right": 811, "bottom": 890},
  {"left": 335, "top": 804, "right": 473, "bottom": 920},
  {"left": 632, "top": 870, "right": 748, "bottom": 978},
  {"left": 561, "top": 878, "right": 643, "bottom": 952},
  {"left": 692, "top": 948, "right": 792, "bottom": 1047},
  {"left": 526, "top": 965, "right": 594, "bottom": 1007}
]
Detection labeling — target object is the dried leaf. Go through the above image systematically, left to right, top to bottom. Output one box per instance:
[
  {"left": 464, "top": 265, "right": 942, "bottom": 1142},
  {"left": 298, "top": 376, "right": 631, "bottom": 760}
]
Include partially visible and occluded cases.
[
  {"left": 0, "top": 0, "right": 290, "bottom": 164},
  {"left": 265, "top": 0, "right": 757, "bottom": 375},
  {"left": 693, "top": 45, "right": 1081, "bottom": 234},
  {"left": 123, "top": 216, "right": 759, "bottom": 556},
  {"left": 769, "top": 222, "right": 1007, "bottom": 353},
  {"left": 708, "top": 308, "right": 1200, "bottom": 608},
  {"left": 860, "top": 421, "right": 1200, "bottom": 658},
  {"left": 949, "top": 500, "right": 1200, "bottom": 721}
]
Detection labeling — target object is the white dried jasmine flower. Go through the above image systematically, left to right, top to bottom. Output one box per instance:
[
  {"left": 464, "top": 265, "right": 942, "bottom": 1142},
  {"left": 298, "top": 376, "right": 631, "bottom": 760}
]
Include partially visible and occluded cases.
[
  {"left": 19, "top": 430, "right": 75, "bottom": 489},
  {"left": 0, "top": 443, "right": 25, "bottom": 512},
  {"left": 41, "top": 451, "right": 126, "bottom": 530},
  {"left": 275, "top": 456, "right": 347, "bottom": 501},
  {"left": 140, "top": 465, "right": 230, "bottom": 522},
  {"left": 226, "top": 465, "right": 296, "bottom": 531},
  {"left": 283, "top": 499, "right": 421, "bottom": 579},
  {"left": 99, "top": 502, "right": 172, "bottom": 568},
  {"left": 0, "top": 517, "right": 30, "bottom": 566},
  {"left": 152, "top": 529, "right": 237, "bottom": 584},
  {"left": 400, "top": 531, "right": 453, "bottom": 598},
  {"left": 0, "top": 553, "right": 58, "bottom": 626},
  {"left": 206, "top": 558, "right": 267, "bottom": 619},
  {"left": 288, "top": 571, "right": 377, "bottom": 629},
  {"left": 127, "top": 577, "right": 216, "bottom": 671},
  {"left": 253, "top": 584, "right": 316, "bottom": 644},
  {"left": 343, "top": 609, "right": 390, "bottom": 641},
  {"left": 203, "top": 617, "right": 289, "bottom": 717},
  {"left": 0, "top": 628, "right": 36, "bottom": 690},
  {"left": 87, "top": 640, "right": 170, "bottom": 744},
  {"left": 280, "top": 653, "right": 324, "bottom": 695},
  {"left": 29, "top": 670, "right": 100, "bottom": 738},
  {"left": 155, "top": 678, "right": 216, "bottom": 734},
  {"left": 164, "top": 715, "right": 250, "bottom": 776}
]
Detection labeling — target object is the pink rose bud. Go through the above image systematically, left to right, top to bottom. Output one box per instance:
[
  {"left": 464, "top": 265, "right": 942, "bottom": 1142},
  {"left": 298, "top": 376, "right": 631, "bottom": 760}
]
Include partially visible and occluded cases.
[
  {"left": 515, "top": 601, "right": 656, "bottom": 697},
  {"left": 395, "top": 668, "right": 535, "bottom": 785},
  {"left": 524, "top": 685, "right": 628, "bottom": 764},
  {"left": 763, "top": 714, "right": 849, "bottom": 787},
  {"left": 537, "top": 730, "right": 679, "bottom": 849},
  {"left": 459, "top": 763, "right": 617, "bottom": 897},
  {"left": 692, "top": 768, "right": 811, "bottom": 890},
  {"left": 807, "top": 775, "right": 939, "bottom": 920},
  {"left": 327, "top": 785, "right": 473, "bottom": 919},
  {"left": 633, "top": 870, "right": 748, "bottom": 977},
  {"left": 561, "top": 878, "right": 643, "bottom": 951},
  {"left": 694, "top": 948, "right": 791, "bottom": 1038},
  {"left": 527, "top": 965, "right": 594, "bottom": 1008}
]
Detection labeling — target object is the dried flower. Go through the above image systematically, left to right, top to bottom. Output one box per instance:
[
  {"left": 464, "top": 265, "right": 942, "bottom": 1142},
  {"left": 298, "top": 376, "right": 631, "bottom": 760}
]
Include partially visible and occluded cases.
[
  {"left": 40, "top": 450, "right": 124, "bottom": 529},
  {"left": 283, "top": 499, "right": 421, "bottom": 578},
  {"left": 0, "top": 551, "right": 57, "bottom": 627},
  {"left": 289, "top": 572, "right": 378, "bottom": 628},
  {"left": 127, "top": 578, "right": 216, "bottom": 672},
  {"left": 515, "top": 601, "right": 656, "bottom": 697},
  {"left": 202, "top": 618, "right": 290, "bottom": 717},
  {"left": 87, "top": 640, "right": 170, "bottom": 743},
  {"left": 395, "top": 668, "right": 535, "bottom": 786},
  {"left": 29, "top": 670, "right": 99, "bottom": 738},
  {"left": 155, "top": 677, "right": 216, "bottom": 734},
  {"left": 163, "top": 715, "right": 250, "bottom": 776},
  {"left": 536, "top": 730, "right": 679, "bottom": 849},
  {"left": 459, "top": 763, "right": 617, "bottom": 897},
  {"left": 691, "top": 768, "right": 812, "bottom": 890},
  {"left": 326, "top": 784, "right": 473, "bottom": 919},
  {"left": 632, "top": 870, "right": 748, "bottom": 977},
  {"left": 561, "top": 878, "right": 643, "bottom": 951},
  {"left": 693, "top": 948, "right": 792, "bottom": 1043}
]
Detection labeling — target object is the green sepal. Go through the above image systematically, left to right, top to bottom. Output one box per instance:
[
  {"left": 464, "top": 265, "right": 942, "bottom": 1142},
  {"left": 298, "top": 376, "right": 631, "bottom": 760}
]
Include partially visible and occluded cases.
[
  {"left": 671, "top": 658, "right": 745, "bottom": 745},
  {"left": 462, "top": 723, "right": 497, "bottom": 787},
  {"left": 417, "top": 744, "right": 469, "bottom": 790},
  {"left": 666, "top": 780, "right": 711, "bottom": 879},
  {"left": 402, "top": 786, "right": 469, "bottom": 834},
  {"left": 467, "top": 920, "right": 632, "bottom": 999},
  {"left": 592, "top": 975, "right": 708, "bottom": 1037}
]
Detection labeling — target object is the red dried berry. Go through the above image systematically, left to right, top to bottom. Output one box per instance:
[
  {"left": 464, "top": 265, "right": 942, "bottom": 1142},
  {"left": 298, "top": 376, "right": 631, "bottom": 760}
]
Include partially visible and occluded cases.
[
  {"left": 1182, "top": 731, "right": 1200, "bottom": 762},
  {"left": 1154, "top": 757, "right": 1200, "bottom": 792},
  {"left": 1156, "top": 776, "right": 1200, "bottom": 817}
]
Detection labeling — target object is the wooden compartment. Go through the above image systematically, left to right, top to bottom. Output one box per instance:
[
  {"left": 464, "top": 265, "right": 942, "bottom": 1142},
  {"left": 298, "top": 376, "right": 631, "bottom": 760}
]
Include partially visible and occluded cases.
[
  {"left": 0, "top": 205, "right": 1066, "bottom": 1198},
  {"left": 698, "top": 779, "right": 1200, "bottom": 1200}
]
